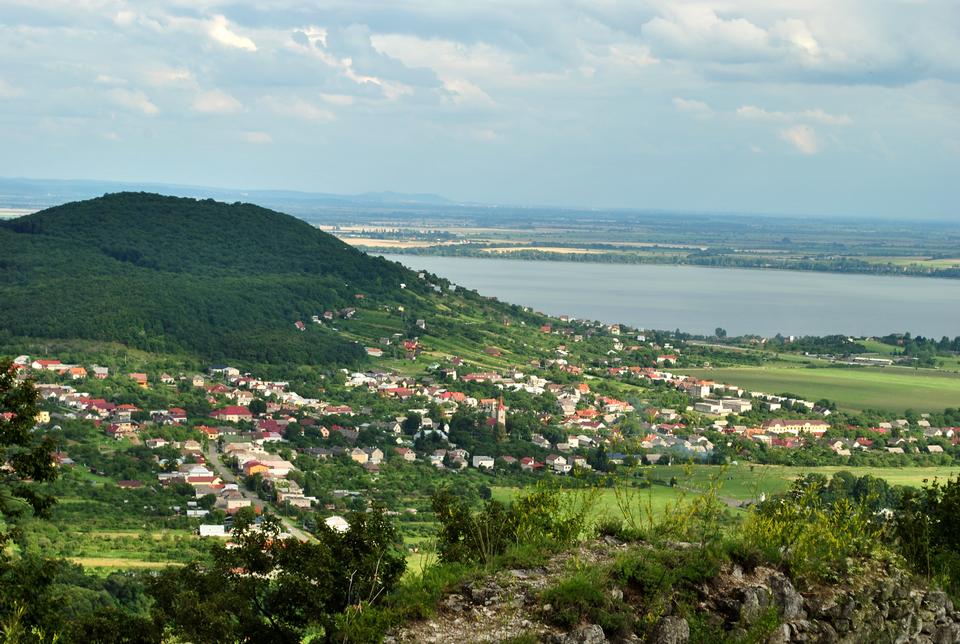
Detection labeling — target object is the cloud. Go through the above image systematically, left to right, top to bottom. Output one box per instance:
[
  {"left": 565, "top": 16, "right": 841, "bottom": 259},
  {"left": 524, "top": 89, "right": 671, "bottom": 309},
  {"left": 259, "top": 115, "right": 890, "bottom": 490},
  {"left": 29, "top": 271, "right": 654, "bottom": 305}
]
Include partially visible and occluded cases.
[
  {"left": 641, "top": 6, "right": 771, "bottom": 62},
  {"left": 209, "top": 15, "right": 257, "bottom": 52},
  {"left": 145, "top": 67, "right": 195, "bottom": 87},
  {"left": 0, "top": 78, "right": 24, "bottom": 98},
  {"left": 443, "top": 79, "right": 495, "bottom": 107},
  {"left": 106, "top": 88, "right": 159, "bottom": 115},
  {"left": 192, "top": 89, "right": 243, "bottom": 114},
  {"left": 320, "top": 94, "right": 354, "bottom": 107},
  {"left": 260, "top": 96, "right": 335, "bottom": 121},
  {"left": 673, "top": 97, "right": 713, "bottom": 118},
  {"left": 737, "top": 105, "right": 852, "bottom": 125},
  {"left": 779, "top": 125, "right": 819, "bottom": 155},
  {"left": 241, "top": 131, "right": 272, "bottom": 144}
]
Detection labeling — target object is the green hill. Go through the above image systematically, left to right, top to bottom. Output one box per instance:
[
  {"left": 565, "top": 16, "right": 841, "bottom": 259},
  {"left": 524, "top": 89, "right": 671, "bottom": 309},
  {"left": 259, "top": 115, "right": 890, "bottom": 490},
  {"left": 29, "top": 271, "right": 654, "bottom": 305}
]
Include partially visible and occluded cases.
[{"left": 0, "top": 192, "right": 522, "bottom": 364}]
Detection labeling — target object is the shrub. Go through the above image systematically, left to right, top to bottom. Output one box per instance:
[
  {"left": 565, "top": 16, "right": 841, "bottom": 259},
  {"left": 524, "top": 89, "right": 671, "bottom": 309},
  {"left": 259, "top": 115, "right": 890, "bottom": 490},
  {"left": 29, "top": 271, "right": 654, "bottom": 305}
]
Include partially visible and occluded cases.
[
  {"left": 895, "top": 476, "right": 960, "bottom": 599},
  {"left": 740, "top": 479, "right": 883, "bottom": 585},
  {"left": 431, "top": 483, "right": 598, "bottom": 566},
  {"left": 541, "top": 570, "right": 633, "bottom": 638}
]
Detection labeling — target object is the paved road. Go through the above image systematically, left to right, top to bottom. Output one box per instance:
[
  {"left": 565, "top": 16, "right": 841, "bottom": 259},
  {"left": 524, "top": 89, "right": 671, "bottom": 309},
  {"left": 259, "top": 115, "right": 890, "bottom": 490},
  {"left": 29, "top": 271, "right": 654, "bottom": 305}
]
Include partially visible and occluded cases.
[{"left": 205, "top": 442, "right": 314, "bottom": 542}]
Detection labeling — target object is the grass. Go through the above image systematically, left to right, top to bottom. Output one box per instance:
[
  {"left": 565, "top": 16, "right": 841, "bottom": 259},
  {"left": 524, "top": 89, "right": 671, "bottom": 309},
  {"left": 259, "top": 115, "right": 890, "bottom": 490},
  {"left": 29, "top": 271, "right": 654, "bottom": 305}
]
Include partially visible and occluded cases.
[
  {"left": 677, "top": 365, "right": 960, "bottom": 412},
  {"left": 646, "top": 464, "right": 960, "bottom": 498},
  {"left": 492, "top": 465, "right": 960, "bottom": 527},
  {"left": 68, "top": 557, "right": 183, "bottom": 570}
]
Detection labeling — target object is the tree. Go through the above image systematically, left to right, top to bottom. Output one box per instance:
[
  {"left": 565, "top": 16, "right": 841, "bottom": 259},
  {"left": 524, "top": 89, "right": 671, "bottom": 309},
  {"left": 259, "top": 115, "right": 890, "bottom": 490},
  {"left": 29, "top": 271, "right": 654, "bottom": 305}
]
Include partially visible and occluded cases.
[
  {"left": 715, "top": 327, "right": 727, "bottom": 339},
  {"left": 1, "top": 360, "right": 59, "bottom": 546},
  {"left": 248, "top": 398, "right": 267, "bottom": 416},
  {"left": 149, "top": 511, "right": 405, "bottom": 642}
]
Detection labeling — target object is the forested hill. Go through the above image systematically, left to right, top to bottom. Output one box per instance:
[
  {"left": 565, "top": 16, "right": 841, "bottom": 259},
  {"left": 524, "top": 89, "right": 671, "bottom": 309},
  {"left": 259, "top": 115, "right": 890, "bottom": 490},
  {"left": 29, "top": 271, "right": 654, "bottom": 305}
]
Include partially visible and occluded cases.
[{"left": 0, "top": 192, "right": 480, "bottom": 364}]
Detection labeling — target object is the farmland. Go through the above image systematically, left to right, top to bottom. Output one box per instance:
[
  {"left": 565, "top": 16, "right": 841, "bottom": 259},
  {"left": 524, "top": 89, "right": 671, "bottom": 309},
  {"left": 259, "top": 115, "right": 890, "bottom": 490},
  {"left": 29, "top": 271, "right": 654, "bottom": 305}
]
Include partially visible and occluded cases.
[{"left": 677, "top": 365, "right": 960, "bottom": 412}]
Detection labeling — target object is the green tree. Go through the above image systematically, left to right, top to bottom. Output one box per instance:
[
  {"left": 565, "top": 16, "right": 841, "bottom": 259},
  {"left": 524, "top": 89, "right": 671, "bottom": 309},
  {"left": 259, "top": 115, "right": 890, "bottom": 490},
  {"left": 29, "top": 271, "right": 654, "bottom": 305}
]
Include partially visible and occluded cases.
[{"left": 1, "top": 360, "right": 59, "bottom": 545}]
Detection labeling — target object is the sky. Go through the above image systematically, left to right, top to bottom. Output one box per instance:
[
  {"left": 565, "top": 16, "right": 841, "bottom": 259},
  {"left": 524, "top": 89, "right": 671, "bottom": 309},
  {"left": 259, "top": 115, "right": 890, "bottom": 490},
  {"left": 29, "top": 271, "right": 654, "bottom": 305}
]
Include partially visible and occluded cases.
[{"left": 0, "top": 0, "right": 958, "bottom": 218}]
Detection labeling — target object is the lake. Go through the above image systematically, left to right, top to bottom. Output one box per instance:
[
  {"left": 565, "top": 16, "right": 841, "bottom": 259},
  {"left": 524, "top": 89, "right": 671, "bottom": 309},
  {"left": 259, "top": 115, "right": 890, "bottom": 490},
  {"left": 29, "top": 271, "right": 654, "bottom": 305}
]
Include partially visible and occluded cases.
[{"left": 381, "top": 255, "right": 960, "bottom": 337}]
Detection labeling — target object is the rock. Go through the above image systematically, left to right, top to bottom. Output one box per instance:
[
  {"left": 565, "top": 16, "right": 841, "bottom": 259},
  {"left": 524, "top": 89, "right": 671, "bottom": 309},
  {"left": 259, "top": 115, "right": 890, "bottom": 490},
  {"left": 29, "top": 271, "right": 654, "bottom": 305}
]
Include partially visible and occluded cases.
[
  {"left": 769, "top": 574, "right": 805, "bottom": 621},
  {"left": 740, "top": 588, "right": 763, "bottom": 625},
  {"left": 925, "top": 591, "right": 953, "bottom": 616},
  {"left": 651, "top": 616, "right": 689, "bottom": 644},
  {"left": 765, "top": 623, "right": 790, "bottom": 644},
  {"left": 933, "top": 623, "right": 960, "bottom": 644},
  {"left": 562, "top": 624, "right": 607, "bottom": 644}
]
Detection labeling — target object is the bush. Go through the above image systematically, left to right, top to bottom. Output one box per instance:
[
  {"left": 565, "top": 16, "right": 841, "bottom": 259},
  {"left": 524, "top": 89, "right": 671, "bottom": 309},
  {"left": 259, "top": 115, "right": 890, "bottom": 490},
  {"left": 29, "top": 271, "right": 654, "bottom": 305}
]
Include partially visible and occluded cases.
[
  {"left": 896, "top": 476, "right": 960, "bottom": 599},
  {"left": 740, "top": 479, "right": 883, "bottom": 585},
  {"left": 431, "top": 483, "right": 598, "bottom": 566},
  {"left": 541, "top": 570, "right": 633, "bottom": 638}
]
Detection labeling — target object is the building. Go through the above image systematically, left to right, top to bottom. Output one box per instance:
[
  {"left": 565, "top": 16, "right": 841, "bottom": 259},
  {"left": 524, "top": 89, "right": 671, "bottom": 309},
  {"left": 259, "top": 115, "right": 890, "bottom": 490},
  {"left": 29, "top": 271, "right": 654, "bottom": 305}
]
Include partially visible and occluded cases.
[{"left": 761, "top": 419, "right": 831, "bottom": 437}]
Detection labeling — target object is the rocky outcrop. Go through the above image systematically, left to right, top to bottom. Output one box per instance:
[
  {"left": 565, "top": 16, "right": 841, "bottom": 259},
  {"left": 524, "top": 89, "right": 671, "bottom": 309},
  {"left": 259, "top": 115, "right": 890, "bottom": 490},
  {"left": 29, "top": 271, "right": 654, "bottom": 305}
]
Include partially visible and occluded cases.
[
  {"left": 388, "top": 541, "right": 960, "bottom": 643},
  {"left": 705, "top": 562, "right": 960, "bottom": 643}
]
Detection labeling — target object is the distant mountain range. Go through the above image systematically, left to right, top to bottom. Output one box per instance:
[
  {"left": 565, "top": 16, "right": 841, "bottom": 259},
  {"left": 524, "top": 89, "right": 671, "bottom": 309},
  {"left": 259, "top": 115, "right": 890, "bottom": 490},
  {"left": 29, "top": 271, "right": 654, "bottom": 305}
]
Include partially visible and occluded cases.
[{"left": 0, "top": 177, "right": 454, "bottom": 214}]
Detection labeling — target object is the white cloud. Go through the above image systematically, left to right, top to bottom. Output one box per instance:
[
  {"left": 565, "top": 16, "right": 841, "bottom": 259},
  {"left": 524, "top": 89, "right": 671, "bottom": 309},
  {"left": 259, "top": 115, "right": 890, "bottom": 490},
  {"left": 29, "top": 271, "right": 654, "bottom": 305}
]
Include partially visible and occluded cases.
[
  {"left": 641, "top": 6, "right": 771, "bottom": 62},
  {"left": 113, "top": 10, "right": 135, "bottom": 27},
  {"left": 209, "top": 15, "right": 257, "bottom": 52},
  {"left": 146, "top": 67, "right": 195, "bottom": 87},
  {"left": 94, "top": 74, "right": 126, "bottom": 86},
  {"left": 0, "top": 78, "right": 24, "bottom": 98},
  {"left": 443, "top": 79, "right": 495, "bottom": 107},
  {"left": 106, "top": 88, "right": 159, "bottom": 115},
  {"left": 192, "top": 89, "right": 243, "bottom": 114},
  {"left": 320, "top": 94, "right": 354, "bottom": 107},
  {"left": 260, "top": 96, "right": 335, "bottom": 121},
  {"left": 673, "top": 97, "right": 713, "bottom": 118},
  {"left": 737, "top": 105, "right": 851, "bottom": 125},
  {"left": 779, "top": 125, "right": 819, "bottom": 154},
  {"left": 241, "top": 131, "right": 272, "bottom": 144}
]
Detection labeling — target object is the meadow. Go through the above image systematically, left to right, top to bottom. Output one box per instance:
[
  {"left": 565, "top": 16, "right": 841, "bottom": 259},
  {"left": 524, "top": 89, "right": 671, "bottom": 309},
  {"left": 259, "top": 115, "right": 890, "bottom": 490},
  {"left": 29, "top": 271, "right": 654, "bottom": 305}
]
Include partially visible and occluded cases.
[
  {"left": 678, "top": 365, "right": 960, "bottom": 412},
  {"left": 491, "top": 464, "right": 960, "bottom": 528}
]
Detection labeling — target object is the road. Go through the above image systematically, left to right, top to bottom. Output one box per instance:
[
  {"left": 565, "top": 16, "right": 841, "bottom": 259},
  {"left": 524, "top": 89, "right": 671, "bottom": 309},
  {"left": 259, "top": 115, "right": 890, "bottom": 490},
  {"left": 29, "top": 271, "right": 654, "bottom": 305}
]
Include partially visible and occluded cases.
[{"left": 205, "top": 442, "right": 314, "bottom": 542}]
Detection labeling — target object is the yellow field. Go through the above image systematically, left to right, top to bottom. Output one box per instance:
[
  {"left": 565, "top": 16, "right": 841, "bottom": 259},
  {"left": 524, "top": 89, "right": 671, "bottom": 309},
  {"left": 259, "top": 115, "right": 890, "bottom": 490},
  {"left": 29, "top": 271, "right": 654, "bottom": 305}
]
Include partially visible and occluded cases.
[{"left": 480, "top": 246, "right": 605, "bottom": 255}]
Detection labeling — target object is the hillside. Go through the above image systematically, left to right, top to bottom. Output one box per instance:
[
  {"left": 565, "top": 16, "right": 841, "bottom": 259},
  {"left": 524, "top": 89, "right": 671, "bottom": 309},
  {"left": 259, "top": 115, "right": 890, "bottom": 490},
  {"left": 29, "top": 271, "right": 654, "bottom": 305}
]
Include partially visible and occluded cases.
[{"left": 0, "top": 192, "right": 530, "bottom": 365}]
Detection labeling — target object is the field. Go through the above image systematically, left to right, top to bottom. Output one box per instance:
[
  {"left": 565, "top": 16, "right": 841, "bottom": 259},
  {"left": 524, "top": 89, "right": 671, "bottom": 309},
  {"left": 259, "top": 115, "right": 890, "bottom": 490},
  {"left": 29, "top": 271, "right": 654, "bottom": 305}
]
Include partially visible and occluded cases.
[
  {"left": 678, "top": 366, "right": 960, "bottom": 412},
  {"left": 492, "top": 464, "right": 960, "bottom": 527}
]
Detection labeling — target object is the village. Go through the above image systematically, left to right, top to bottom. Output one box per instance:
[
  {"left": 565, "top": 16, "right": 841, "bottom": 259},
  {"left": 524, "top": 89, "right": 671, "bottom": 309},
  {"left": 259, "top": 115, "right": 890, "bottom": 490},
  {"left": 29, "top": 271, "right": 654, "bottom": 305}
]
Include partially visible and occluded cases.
[{"left": 9, "top": 317, "right": 960, "bottom": 542}]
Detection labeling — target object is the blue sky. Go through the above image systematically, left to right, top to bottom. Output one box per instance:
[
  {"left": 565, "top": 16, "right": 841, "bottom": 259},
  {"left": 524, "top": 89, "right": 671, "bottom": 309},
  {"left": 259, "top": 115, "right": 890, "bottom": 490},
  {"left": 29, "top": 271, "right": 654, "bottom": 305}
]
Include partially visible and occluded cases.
[{"left": 1, "top": 0, "right": 958, "bottom": 217}]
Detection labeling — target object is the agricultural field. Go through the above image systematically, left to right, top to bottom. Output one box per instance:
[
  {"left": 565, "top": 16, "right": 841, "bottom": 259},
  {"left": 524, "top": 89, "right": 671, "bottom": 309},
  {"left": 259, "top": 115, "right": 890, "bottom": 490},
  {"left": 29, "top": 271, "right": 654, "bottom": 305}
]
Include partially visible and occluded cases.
[
  {"left": 678, "top": 365, "right": 960, "bottom": 412},
  {"left": 493, "top": 464, "right": 960, "bottom": 528}
]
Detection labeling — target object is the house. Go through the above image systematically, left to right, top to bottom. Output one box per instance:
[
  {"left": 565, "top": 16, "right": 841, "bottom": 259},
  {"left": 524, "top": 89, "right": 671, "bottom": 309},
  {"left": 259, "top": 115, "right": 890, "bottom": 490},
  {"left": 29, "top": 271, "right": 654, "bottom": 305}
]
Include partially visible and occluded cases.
[
  {"left": 366, "top": 347, "right": 384, "bottom": 358},
  {"left": 31, "top": 359, "right": 62, "bottom": 371},
  {"left": 92, "top": 365, "right": 109, "bottom": 379},
  {"left": 68, "top": 366, "right": 87, "bottom": 380},
  {"left": 129, "top": 373, "right": 149, "bottom": 388},
  {"left": 209, "top": 406, "right": 253, "bottom": 423},
  {"left": 364, "top": 447, "right": 384, "bottom": 465},
  {"left": 395, "top": 447, "right": 416, "bottom": 462},
  {"left": 350, "top": 448, "right": 369, "bottom": 464},
  {"left": 472, "top": 455, "right": 495, "bottom": 470},
  {"left": 243, "top": 461, "right": 270, "bottom": 477},
  {"left": 117, "top": 480, "right": 143, "bottom": 489},
  {"left": 325, "top": 515, "right": 350, "bottom": 533},
  {"left": 199, "top": 525, "right": 229, "bottom": 538}
]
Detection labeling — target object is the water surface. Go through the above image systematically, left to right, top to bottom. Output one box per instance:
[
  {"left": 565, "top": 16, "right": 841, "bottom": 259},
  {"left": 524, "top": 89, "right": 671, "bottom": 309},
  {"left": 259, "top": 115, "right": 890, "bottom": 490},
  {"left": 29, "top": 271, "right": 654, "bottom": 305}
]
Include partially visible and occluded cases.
[{"left": 382, "top": 255, "right": 960, "bottom": 337}]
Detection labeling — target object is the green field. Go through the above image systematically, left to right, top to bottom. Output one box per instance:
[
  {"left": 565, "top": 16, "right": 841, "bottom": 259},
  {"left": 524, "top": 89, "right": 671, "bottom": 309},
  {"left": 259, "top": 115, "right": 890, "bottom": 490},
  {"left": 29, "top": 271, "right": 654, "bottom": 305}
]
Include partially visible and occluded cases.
[
  {"left": 678, "top": 366, "right": 960, "bottom": 412},
  {"left": 492, "top": 464, "right": 960, "bottom": 526}
]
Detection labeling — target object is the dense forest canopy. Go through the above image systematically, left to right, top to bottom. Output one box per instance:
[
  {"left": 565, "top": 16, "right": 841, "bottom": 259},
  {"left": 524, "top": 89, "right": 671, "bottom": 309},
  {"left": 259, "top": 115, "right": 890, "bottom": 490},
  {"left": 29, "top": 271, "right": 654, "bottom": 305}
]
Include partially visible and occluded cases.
[{"left": 0, "top": 193, "right": 428, "bottom": 364}]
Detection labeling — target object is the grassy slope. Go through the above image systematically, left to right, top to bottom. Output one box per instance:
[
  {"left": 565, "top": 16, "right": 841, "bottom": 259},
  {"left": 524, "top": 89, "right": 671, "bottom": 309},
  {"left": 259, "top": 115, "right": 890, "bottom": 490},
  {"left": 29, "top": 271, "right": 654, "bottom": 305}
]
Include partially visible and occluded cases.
[{"left": 677, "top": 366, "right": 960, "bottom": 412}]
